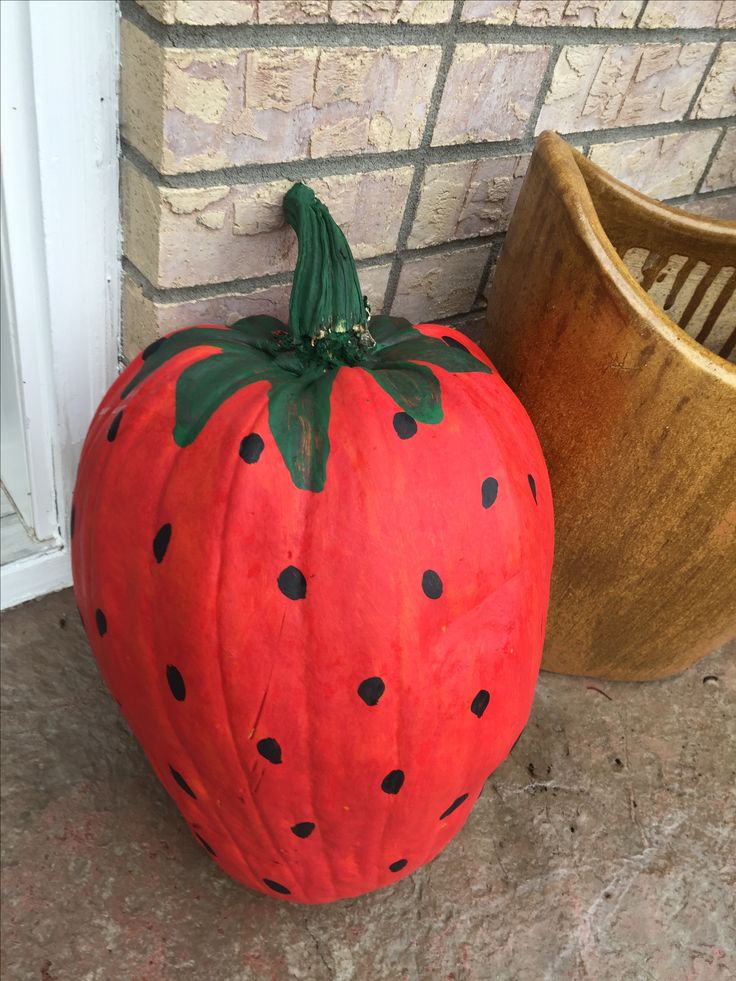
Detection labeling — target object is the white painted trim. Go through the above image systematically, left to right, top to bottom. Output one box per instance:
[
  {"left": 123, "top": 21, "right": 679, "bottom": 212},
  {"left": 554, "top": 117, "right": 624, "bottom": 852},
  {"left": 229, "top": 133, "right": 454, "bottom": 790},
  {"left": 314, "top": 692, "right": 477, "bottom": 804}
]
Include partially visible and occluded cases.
[
  {"left": 0, "top": 0, "right": 120, "bottom": 610},
  {"left": 1, "top": 3, "right": 60, "bottom": 544},
  {"left": 1, "top": 546, "right": 71, "bottom": 611}
]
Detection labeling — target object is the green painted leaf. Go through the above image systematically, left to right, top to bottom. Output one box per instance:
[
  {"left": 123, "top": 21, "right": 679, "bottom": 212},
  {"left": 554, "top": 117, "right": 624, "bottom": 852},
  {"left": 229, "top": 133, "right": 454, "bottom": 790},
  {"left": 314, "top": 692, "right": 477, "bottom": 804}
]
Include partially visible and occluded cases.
[
  {"left": 228, "top": 315, "right": 287, "bottom": 354},
  {"left": 368, "top": 315, "right": 413, "bottom": 347},
  {"left": 122, "top": 327, "right": 254, "bottom": 399},
  {"left": 373, "top": 333, "right": 492, "bottom": 374},
  {"left": 173, "top": 351, "right": 285, "bottom": 447},
  {"left": 365, "top": 363, "right": 443, "bottom": 425},
  {"left": 268, "top": 366, "right": 337, "bottom": 492}
]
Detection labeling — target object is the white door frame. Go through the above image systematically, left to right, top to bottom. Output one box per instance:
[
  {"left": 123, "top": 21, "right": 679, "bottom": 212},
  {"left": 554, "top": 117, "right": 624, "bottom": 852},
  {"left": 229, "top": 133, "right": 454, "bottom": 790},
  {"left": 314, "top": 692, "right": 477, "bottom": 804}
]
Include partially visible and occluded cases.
[{"left": 1, "top": 0, "right": 120, "bottom": 609}]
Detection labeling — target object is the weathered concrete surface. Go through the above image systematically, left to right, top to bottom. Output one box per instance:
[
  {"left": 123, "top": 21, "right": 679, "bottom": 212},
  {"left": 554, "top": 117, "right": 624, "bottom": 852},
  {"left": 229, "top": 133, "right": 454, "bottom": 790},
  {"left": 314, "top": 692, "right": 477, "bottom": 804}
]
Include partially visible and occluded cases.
[{"left": 2, "top": 588, "right": 734, "bottom": 980}]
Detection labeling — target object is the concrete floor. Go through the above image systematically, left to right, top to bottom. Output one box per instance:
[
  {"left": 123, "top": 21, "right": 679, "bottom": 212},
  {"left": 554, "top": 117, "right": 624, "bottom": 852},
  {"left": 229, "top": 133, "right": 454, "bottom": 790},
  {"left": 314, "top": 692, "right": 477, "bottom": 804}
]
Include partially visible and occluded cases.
[{"left": 1, "top": 589, "right": 734, "bottom": 981}]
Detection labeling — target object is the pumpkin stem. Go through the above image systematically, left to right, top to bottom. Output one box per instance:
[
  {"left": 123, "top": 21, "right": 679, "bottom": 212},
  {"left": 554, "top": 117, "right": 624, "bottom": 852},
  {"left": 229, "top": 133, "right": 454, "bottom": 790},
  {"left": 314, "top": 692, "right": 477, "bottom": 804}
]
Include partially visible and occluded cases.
[{"left": 283, "top": 183, "right": 374, "bottom": 364}]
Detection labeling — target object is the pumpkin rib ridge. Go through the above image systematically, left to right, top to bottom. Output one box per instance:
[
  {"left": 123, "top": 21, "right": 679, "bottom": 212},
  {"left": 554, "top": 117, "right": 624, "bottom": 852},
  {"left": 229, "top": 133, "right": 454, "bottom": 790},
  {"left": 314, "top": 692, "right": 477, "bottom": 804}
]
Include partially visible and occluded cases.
[
  {"left": 379, "top": 337, "right": 467, "bottom": 869},
  {"left": 82, "top": 339, "right": 191, "bottom": 460},
  {"left": 74, "top": 359, "right": 173, "bottom": 643},
  {"left": 73, "top": 362, "right": 151, "bottom": 623},
  {"left": 352, "top": 366, "right": 408, "bottom": 887},
  {"left": 467, "top": 366, "right": 553, "bottom": 698},
  {"left": 287, "top": 372, "right": 378, "bottom": 900},
  {"left": 433, "top": 372, "right": 498, "bottom": 833},
  {"left": 111, "top": 373, "right": 265, "bottom": 886},
  {"left": 84, "top": 379, "right": 256, "bottom": 879},
  {"left": 284, "top": 387, "right": 342, "bottom": 900},
  {"left": 136, "top": 394, "right": 263, "bottom": 888},
  {"left": 211, "top": 394, "right": 290, "bottom": 890},
  {"left": 142, "top": 402, "right": 258, "bottom": 879},
  {"left": 296, "top": 530, "right": 333, "bottom": 898},
  {"left": 298, "top": 583, "right": 339, "bottom": 899}
]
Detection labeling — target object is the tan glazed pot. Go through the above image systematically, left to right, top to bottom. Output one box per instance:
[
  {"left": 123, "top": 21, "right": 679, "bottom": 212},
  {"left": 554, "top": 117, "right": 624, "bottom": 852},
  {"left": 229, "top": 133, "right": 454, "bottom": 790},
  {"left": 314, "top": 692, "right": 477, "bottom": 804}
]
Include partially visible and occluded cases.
[{"left": 486, "top": 131, "right": 736, "bottom": 681}]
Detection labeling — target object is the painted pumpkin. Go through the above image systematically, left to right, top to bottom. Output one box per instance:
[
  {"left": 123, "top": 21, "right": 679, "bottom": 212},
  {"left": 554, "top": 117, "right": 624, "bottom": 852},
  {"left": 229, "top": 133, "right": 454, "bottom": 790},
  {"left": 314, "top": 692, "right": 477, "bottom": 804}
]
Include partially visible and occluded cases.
[{"left": 72, "top": 184, "right": 553, "bottom": 904}]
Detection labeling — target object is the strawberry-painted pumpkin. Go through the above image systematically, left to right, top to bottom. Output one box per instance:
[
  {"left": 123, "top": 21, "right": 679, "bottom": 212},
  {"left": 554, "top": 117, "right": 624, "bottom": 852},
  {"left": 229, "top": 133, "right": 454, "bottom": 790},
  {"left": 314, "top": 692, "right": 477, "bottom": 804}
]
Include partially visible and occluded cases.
[{"left": 72, "top": 184, "right": 553, "bottom": 904}]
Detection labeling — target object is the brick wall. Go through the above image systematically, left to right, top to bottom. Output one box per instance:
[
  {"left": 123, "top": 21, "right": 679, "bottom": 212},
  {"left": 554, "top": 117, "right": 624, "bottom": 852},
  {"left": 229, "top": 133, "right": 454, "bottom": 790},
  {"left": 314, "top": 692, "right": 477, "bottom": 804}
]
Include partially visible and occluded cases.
[{"left": 120, "top": 0, "right": 736, "bottom": 359}]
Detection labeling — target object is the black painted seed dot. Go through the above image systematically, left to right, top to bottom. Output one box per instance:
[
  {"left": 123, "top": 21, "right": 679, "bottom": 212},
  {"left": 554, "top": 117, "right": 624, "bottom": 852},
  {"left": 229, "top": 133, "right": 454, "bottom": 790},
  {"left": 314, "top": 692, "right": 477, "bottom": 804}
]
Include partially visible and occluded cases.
[
  {"left": 442, "top": 335, "right": 468, "bottom": 352},
  {"left": 142, "top": 337, "right": 166, "bottom": 360},
  {"left": 107, "top": 410, "right": 123, "bottom": 442},
  {"left": 393, "top": 412, "right": 417, "bottom": 440},
  {"left": 239, "top": 433, "right": 265, "bottom": 464},
  {"left": 528, "top": 474, "right": 537, "bottom": 504},
  {"left": 481, "top": 477, "right": 499, "bottom": 509},
  {"left": 70, "top": 505, "right": 76, "bottom": 538},
  {"left": 153, "top": 523, "right": 172, "bottom": 563},
  {"left": 278, "top": 565, "right": 307, "bottom": 600},
  {"left": 422, "top": 570, "right": 443, "bottom": 599},
  {"left": 95, "top": 608, "right": 107, "bottom": 636},
  {"left": 166, "top": 665, "right": 186, "bottom": 702},
  {"left": 357, "top": 677, "right": 385, "bottom": 706},
  {"left": 471, "top": 689, "right": 490, "bottom": 718},
  {"left": 257, "top": 738, "right": 282, "bottom": 764},
  {"left": 169, "top": 765, "right": 196, "bottom": 799},
  {"left": 381, "top": 769, "right": 405, "bottom": 795},
  {"left": 439, "top": 793, "right": 469, "bottom": 820},
  {"left": 291, "top": 822, "right": 315, "bottom": 839},
  {"left": 195, "top": 832, "right": 216, "bottom": 856},
  {"left": 389, "top": 858, "right": 408, "bottom": 873},
  {"left": 263, "top": 878, "right": 291, "bottom": 895}
]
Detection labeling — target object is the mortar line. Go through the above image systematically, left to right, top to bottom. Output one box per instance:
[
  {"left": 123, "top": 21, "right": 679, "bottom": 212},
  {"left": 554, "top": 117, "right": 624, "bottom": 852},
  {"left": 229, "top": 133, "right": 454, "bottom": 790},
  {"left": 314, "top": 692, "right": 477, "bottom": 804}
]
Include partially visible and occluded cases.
[
  {"left": 382, "top": 0, "right": 464, "bottom": 315},
  {"left": 634, "top": 1, "right": 649, "bottom": 29},
  {"left": 120, "top": 2, "right": 732, "bottom": 49},
  {"left": 686, "top": 39, "right": 722, "bottom": 120},
  {"left": 525, "top": 44, "right": 563, "bottom": 140},
  {"left": 122, "top": 116, "right": 733, "bottom": 190},
  {"left": 694, "top": 126, "right": 729, "bottom": 195},
  {"left": 668, "top": 185, "right": 736, "bottom": 202},
  {"left": 123, "top": 231, "right": 508, "bottom": 304},
  {"left": 476, "top": 239, "right": 504, "bottom": 309},
  {"left": 438, "top": 306, "right": 489, "bottom": 326}
]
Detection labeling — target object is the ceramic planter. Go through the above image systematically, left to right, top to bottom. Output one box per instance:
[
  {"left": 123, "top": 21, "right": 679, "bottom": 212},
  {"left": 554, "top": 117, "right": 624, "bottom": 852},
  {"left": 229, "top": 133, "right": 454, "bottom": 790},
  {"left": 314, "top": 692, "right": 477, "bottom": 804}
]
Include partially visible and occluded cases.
[{"left": 486, "top": 131, "right": 736, "bottom": 681}]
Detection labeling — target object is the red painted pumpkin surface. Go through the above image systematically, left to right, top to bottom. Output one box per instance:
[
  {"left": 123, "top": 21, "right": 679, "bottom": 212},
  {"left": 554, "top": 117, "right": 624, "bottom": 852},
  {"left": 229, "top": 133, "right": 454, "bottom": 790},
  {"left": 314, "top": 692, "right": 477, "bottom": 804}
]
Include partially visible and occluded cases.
[{"left": 72, "top": 185, "right": 553, "bottom": 903}]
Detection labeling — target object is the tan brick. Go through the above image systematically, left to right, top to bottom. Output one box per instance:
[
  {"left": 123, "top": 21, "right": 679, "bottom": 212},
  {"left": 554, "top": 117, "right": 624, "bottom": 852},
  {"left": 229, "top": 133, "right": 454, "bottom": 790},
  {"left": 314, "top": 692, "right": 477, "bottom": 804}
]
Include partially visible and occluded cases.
[
  {"left": 137, "top": 0, "right": 451, "bottom": 23},
  {"left": 329, "top": 0, "right": 453, "bottom": 22},
  {"left": 461, "top": 0, "right": 642, "bottom": 27},
  {"left": 136, "top": 1, "right": 172, "bottom": 21},
  {"left": 142, "top": 1, "right": 258, "bottom": 23},
  {"left": 257, "top": 1, "right": 329, "bottom": 22},
  {"left": 639, "top": 1, "right": 728, "bottom": 28},
  {"left": 720, "top": 1, "right": 736, "bottom": 28},
  {"left": 120, "top": 21, "right": 166, "bottom": 165},
  {"left": 130, "top": 43, "right": 443, "bottom": 173},
  {"left": 536, "top": 43, "right": 715, "bottom": 134},
  {"left": 694, "top": 43, "right": 736, "bottom": 120},
  {"left": 433, "top": 45, "right": 551, "bottom": 147},
  {"left": 701, "top": 129, "right": 736, "bottom": 192},
  {"left": 588, "top": 130, "right": 721, "bottom": 200},
  {"left": 408, "top": 154, "right": 530, "bottom": 249},
  {"left": 123, "top": 163, "right": 412, "bottom": 288},
  {"left": 684, "top": 193, "right": 736, "bottom": 219},
  {"left": 391, "top": 245, "right": 490, "bottom": 323},
  {"left": 123, "top": 266, "right": 392, "bottom": 359},
  {"left": 122, "top": 276, "right": 160, "bottom": 361}
]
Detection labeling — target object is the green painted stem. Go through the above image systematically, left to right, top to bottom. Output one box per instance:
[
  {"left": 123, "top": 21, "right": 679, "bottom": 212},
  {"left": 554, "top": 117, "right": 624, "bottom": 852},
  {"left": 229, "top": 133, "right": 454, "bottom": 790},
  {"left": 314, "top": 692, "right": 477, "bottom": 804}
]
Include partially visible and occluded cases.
[{"left": 283, "top": 183, "right": 374, "bottom": 363}]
